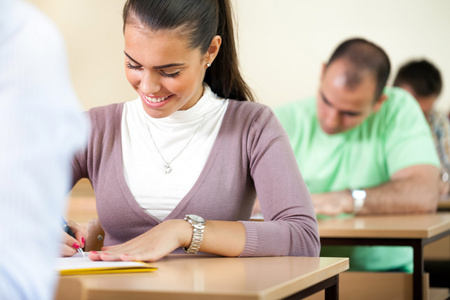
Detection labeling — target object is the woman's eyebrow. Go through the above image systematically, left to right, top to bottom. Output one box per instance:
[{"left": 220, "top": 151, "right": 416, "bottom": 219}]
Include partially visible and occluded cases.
[
  {"left": 124, "top": 51, "right": 185, "bottom": 70},
  {"left": 124, "top": 51, "right": 141, "bottom": 65}
]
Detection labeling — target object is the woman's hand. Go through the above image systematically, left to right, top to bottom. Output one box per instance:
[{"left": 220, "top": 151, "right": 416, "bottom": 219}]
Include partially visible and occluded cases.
[
  {"left": 88, "top": 219, "right": 192, "bottom": 262},
  {"left": 60, "top": 220, "right": 87, "bottom": 257}
]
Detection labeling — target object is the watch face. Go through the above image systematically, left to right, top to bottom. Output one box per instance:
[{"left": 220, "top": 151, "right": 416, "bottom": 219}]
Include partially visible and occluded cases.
[
  {"left": 352, "top": 190, "right": 367, "bottom": 200},
  {"left": 187, "top": 214, "right": 204, "bottom": 223}
]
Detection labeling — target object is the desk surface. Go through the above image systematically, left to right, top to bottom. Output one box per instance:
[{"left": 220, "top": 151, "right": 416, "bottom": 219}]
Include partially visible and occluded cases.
[
  {"left": 318, "top": 213, "right": 450, "bottom": 239},
  {"left": 57, "top": 255, "right": 348, "bottom": 300}
]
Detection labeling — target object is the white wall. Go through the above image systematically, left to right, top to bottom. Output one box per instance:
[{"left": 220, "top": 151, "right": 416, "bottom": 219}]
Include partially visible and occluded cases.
[
  {"left": 30, "top": 0, "right": 450, "bottom": 112},
  {"left": 234, "top": 0, "right": 450, "bottom": 110}
]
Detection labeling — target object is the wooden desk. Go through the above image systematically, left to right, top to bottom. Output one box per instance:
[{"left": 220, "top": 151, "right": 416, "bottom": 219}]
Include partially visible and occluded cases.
[
  {"left": 318, "top": 213, "right": 450, "bottom": 300},
  {"left": 56, "top": 255, "right": 349, "bottom": 300}
]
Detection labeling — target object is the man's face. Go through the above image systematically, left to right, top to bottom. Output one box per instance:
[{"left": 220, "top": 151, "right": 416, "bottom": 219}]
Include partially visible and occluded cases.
[{"left": 316, "top": 60, "right": 382, "bottom": 135}]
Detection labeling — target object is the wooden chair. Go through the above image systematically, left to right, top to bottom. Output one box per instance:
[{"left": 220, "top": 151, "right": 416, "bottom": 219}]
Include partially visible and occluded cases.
[{"left": 84, "top": 218, "right": 105, "bottom": 251}]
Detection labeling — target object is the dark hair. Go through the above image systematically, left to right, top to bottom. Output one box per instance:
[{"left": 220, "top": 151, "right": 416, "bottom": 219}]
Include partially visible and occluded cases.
[
  {"left": 123, "top": 0, "right": 255, "bottom": 102},
  {"left": 326, "top": 38, "right": 391, "bottom": 101},
  {"left": 393, "top": 59, "right": 442, "bottom": 97}
]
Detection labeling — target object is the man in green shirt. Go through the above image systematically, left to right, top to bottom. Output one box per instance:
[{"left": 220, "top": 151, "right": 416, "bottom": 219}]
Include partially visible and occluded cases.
[{"left": 275, "top": 38, "right": 440, "bottom": 272}]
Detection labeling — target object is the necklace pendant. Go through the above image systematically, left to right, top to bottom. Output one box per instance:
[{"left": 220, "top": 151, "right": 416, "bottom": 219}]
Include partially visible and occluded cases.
[{"left": 164, "top": 164, "right": 172, "bottom": 174}]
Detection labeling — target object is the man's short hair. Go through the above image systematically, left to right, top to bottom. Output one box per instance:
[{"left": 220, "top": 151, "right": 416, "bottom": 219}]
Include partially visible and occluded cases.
[
  {"left": 326, "top": 38, "right": 391, "bottom": 101},
  {"left": 393, "top": 59, "right": 442, "bottom": 97}
]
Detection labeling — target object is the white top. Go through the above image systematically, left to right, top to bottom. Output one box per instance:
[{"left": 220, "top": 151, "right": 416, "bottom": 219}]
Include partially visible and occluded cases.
[
  {"left": 0, "top": 1, "right": 88, "bottom": 299},
  {"left": 121, "top": 85, "right": 228, "bottom": 221}
]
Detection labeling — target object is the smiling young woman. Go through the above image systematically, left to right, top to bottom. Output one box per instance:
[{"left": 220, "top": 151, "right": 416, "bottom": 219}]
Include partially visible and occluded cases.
[{"left": 63, "top": 0, "right": 320, "bottom": 263}]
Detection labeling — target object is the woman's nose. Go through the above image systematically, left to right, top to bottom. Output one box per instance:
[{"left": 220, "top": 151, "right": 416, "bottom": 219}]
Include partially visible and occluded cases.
[{"left": 140, "top": 71, "right": 161, "bottom": 95}]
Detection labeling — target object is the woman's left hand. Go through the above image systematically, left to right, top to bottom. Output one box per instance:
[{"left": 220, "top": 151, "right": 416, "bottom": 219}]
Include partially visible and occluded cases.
[{"left": 88, "top": 219, "right": 192, "bottom": 262}]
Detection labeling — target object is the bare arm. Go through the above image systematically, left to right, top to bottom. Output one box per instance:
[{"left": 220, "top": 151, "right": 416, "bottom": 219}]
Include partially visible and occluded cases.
[
  {"left": 313, "top": 164, "right": 440, "bottom": 215},
  {"left": 200, "top": 221, "right": 246, "bottom": 256}
]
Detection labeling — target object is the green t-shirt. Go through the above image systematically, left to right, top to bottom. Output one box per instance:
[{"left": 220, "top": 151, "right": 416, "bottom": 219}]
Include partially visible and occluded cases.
[{"left": 275, "top": 87, "right": 440, "bottom": 272}]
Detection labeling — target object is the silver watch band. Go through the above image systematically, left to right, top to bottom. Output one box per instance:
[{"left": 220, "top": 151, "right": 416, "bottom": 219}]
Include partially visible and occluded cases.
[{"left": 183, "top": 215, "right": 205, "bottom": 254}]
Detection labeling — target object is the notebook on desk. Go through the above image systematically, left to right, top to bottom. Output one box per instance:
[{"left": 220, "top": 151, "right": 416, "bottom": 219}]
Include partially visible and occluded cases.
[{"left": 57, "top": 252, "right": 156, "bottom": 275}]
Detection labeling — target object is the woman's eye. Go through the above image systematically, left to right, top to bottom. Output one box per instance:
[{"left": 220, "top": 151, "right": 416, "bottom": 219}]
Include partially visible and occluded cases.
[
  {"left": 126, "top": 63, "right": 142, "bottom": 70},
  {"left": 162, "top": 71, "right": 180, "bottom": 78}
]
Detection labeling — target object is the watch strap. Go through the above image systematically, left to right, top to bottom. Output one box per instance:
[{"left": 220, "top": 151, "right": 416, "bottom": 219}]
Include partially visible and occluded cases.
[{"left": 183, "top": 215, "right": 205, "bottom": 254}]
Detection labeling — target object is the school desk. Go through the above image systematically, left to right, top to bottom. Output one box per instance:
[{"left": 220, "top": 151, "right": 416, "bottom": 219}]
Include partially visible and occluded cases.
[
  {"left": 317, "top": 213, "right": 450, "bottom": 300},
  {"left": 55, "top": 255, "right": 349, "bottom": 300}
]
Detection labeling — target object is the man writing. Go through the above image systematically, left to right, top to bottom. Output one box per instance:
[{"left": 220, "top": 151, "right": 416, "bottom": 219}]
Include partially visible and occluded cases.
[{"left": 274, "top": 38, "right": 440, "bottom": 272}]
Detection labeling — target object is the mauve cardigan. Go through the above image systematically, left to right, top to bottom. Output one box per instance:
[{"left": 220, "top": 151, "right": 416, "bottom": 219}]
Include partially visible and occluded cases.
[{"left": 72, "top": 99, "right": 320, "bottom": 257}]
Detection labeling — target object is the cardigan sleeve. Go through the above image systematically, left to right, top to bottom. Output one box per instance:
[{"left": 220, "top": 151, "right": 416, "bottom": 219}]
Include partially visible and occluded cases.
[
  {"left": 71, "top": 103, "right": 123, "bottom": 188},
  {"left": 239, "top": 106, "right": 320, "bottom": 257},
  {"left": 72, "top": 136, "right": 89, "bottom": 186}
]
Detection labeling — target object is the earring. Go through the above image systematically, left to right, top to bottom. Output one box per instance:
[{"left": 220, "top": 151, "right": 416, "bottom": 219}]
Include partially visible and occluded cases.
[{"left": 206, "top": 62, "right": 211, "bottom": 68}]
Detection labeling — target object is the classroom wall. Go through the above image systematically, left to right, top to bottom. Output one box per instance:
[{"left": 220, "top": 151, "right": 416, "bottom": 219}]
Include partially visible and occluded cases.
[{"left": 29, "top": 0, "right": 450, "bottom": 112}]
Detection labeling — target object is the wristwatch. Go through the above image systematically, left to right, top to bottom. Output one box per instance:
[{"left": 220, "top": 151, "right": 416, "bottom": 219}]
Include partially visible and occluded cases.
[
  {"left": 441, "top": 171, "right": 449, "bottom": 183},
  {"left": 351, "top": 189, "right": 366, "bottom": 214},
  {"left": 183, "top": 214, "right": 206, "bottom": 254}
]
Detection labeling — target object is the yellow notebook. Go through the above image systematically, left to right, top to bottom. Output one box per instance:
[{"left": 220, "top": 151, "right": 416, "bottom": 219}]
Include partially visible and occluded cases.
[{"left": 57, "top": 252, "right": 156, "bottom": 275}]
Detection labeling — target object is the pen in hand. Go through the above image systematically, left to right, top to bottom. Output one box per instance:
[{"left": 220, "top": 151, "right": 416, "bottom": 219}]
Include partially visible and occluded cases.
[{"left": 62, "top": 218, "right": 85, "bottom": 257}]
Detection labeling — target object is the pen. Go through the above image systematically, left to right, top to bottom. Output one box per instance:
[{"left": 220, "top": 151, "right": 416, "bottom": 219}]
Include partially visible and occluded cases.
[{"left": 62, "top": 218, "right": 85, "bottom": 257}]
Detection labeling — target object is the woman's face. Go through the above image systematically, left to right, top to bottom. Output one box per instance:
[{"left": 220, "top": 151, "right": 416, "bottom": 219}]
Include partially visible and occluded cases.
[{"left": 124, "top": 24, "right": 210, "bottom": 118}]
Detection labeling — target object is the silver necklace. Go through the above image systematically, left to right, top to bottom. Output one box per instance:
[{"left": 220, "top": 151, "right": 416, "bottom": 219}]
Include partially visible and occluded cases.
[{"left": 144, "top": 114, "right": 205, "bottom": 175}]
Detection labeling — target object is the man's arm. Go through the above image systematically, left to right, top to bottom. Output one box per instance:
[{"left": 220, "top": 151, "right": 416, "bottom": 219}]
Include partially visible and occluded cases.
[{"left": 313, "top": 164, "right": 440, "bottom": 215}]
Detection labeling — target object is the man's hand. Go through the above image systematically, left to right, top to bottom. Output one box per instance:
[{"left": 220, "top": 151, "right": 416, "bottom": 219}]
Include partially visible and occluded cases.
[
  {"left": 312, "top": 165, "right": 439, "bottom": 216},
  {"left": 312, "top": 191, "right": 353, "bottom": 216}
]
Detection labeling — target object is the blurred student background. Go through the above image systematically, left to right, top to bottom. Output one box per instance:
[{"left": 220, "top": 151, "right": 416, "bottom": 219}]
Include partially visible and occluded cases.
[
  {"left": 0, "top": 0, "right": 88, "bottom": 299},
  {"left": 274, "top": 38, "right": 439, "bottom": 273},
  {"left": 393, "top": 59, "right": 450, "bottom": 199},
  {"left": 393, "top": 59, "right": 450, "bottom": 289}
]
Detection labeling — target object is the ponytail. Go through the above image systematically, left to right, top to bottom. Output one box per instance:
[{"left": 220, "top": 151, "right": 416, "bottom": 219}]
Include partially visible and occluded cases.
[{"left": 204, "top": 0, "right": 255, "bottom": 102}]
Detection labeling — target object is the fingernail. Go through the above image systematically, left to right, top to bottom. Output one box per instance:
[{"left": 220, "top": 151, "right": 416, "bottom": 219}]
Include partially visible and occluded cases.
[
  {"left": 81, "top": 237, "right": 85, "bottom": 246},
  {"left": 72, "top": 243, "right": 80, "bottom": 249},
  {"left": 91, "top": 251, "right": 98, "bottom": 254}
]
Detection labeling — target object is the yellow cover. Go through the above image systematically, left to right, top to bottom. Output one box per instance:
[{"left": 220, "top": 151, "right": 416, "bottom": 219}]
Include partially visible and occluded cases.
[{"left": 57, "top": 253, "right": 156, "bottom": 275}]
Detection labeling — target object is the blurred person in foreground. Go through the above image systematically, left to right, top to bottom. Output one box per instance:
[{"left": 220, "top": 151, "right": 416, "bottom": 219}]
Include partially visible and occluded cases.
[{"left": 0, "top": 0, "right": 88, "bottom": 299}]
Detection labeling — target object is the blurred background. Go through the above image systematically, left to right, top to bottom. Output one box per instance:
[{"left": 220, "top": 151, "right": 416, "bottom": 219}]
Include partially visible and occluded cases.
[{"left": 30, "top": 0, "right": 450, "bottom": 112}]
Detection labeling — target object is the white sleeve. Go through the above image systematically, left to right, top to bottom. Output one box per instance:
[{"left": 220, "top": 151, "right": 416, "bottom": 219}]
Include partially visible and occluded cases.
[{"left": 0, "top": 1, "right": 88, "bottom": 299}]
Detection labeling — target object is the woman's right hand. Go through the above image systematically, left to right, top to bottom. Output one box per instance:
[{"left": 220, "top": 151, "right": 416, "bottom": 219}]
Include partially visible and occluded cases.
[
  {"left": 88, "top": 219, "right": 192, "bottom": 262},
  {"left": 60, "top": 220, "right": 87, "bottom": 257}
]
